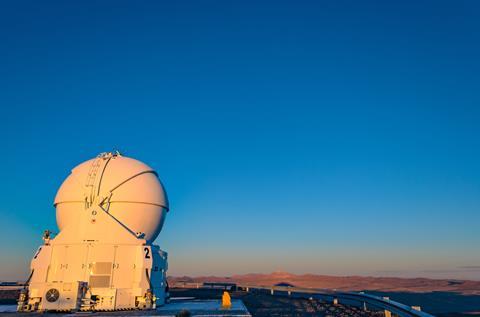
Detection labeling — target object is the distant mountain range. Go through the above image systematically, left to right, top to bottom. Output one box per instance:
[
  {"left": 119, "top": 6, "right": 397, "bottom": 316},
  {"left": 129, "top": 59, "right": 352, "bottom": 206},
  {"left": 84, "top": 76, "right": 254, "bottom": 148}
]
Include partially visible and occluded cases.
[{"left": 169, "top": 271, "right": 480, "bottom": 295}]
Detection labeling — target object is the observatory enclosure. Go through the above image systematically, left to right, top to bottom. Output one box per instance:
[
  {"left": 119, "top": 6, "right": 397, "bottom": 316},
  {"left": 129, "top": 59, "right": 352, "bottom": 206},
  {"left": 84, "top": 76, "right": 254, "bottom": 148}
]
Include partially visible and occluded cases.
[{"left": 17, "top": 152, "right": 170, "bottom": 312}]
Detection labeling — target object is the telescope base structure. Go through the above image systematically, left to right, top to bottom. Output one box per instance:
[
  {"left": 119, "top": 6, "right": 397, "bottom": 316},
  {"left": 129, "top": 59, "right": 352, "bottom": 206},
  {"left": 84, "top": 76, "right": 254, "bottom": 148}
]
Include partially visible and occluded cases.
[
  {"left": 17, "top": 152, "right": 171, "bottom": 312},
  {"left": 18, "top": 242, "right": 168, "bottom": 312}
]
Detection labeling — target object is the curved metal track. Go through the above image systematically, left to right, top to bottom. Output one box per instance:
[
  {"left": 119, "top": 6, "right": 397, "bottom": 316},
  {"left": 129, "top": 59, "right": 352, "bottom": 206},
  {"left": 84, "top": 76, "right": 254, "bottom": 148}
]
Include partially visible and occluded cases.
[{"left": 238, "top": 284, "right": 435, "bottom": 317}]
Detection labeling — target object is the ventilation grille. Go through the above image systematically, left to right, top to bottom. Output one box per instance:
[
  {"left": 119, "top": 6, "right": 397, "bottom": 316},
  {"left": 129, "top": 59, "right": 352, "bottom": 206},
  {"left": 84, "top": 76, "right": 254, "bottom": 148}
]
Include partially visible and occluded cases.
[
  {"left": 89, "top": 262, "right": 112, "bottom": 288},
  {"left": 89, "top": 275, "right": 111, "bottom": 288}
]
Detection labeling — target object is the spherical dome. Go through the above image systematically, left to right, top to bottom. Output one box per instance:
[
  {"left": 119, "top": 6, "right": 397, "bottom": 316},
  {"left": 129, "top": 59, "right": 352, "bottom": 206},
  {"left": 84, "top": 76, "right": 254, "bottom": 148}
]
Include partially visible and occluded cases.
[{"left": 54, "top": 152, "right": 169, "bottom": 242}]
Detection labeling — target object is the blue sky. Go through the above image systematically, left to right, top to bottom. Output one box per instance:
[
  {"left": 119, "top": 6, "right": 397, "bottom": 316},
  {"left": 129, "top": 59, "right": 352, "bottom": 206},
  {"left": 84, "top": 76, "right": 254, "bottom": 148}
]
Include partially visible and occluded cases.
[{"left": 1, "top": 1, "right": 479, "bottom": 280}]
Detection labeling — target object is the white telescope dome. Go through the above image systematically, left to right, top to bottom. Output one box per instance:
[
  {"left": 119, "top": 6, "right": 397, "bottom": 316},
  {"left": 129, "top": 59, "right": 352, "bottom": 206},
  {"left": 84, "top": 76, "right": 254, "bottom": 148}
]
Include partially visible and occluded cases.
[{"left": 54, "top": 152, "right": 169, "bottom": 242}]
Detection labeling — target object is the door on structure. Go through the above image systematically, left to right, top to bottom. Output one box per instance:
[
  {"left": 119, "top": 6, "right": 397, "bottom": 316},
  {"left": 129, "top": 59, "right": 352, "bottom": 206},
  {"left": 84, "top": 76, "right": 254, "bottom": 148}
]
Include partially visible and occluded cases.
[
  {"left": 86, "top": 244, "right": 115, "bottom": 288},
  {"left": 30, "top": 245, "right": 53, "bottom": 284},
  {"left": 46, "top": 245, "right": 68, "bottom": 283},
  {"left": 63, "top": 245, "right": 89, "bottom": 283},
  {"left": 111, "top": 245, "right": 137, "bottom": 289},
  {"left": 134, "top": 245, "right": 152, "bottom": 290},
  {"left": 150, "top": 247, "right": 167, "bottom": 292}
]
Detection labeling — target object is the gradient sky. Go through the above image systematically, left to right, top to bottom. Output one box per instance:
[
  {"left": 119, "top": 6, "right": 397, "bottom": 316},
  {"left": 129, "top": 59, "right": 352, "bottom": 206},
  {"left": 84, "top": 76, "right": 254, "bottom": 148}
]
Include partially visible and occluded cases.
[{"left": 1, "top": 1, "right": 480, "bottom": 281}]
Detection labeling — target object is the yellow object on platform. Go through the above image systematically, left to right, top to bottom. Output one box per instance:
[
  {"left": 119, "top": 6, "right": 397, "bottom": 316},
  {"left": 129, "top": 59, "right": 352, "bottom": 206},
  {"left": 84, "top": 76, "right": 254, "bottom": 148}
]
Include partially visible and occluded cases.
[{"left": 222, "top": 291, "right": 231, "bottom": 308}]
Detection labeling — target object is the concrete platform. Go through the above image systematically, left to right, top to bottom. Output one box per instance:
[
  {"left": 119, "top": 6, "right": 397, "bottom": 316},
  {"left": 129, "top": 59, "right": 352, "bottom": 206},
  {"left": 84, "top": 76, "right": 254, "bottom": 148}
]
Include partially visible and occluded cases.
[
  {"left": 0, "top": 299, "right": 251, "bottom": 316},
  {"left": 156, "top": 299, "right": 251, "bottom": 316}
]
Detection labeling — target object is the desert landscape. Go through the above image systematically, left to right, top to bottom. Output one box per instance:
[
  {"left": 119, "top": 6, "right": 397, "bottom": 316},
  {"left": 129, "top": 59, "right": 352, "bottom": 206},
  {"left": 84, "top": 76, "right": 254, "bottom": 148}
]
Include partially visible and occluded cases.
[
  {"left": 169, "top": 271, "right": 480, "bottom": 295},
  {"left": 169, "top": 272, "right": 480, "bottom": 316}
]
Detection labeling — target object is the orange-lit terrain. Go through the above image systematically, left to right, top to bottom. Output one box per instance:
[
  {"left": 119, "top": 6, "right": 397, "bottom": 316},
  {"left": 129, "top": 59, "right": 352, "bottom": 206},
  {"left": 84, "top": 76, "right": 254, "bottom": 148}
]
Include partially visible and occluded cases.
[{"left": 170, "top": 271, "right": 480, "bottom": 295}]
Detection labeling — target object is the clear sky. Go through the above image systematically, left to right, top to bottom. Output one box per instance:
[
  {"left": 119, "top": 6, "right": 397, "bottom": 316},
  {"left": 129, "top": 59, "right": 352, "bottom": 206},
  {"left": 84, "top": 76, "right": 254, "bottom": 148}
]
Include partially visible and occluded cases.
[{"left": 1, "top": 1, "right": 479, "bottom": 281}]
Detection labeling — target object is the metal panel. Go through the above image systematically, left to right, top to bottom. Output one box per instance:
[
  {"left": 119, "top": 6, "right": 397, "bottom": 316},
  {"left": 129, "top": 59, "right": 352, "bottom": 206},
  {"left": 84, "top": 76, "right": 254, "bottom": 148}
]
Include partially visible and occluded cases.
[
  {"left": 30, "top": 245, "right": 53, "bottom": 284},
  {"left": 63, "top": 245, "right": 89, "bottom": 283},
  {"left": 87, "top": 245, "right": 115, "bottom": 289},
  {"left": 46, "top": 246, "right": 67, "bottom": 282},
  {"left": 111, "top": 246, "right": 137, "bottom": 289},
  {"left": 92, "top": 262, "right": 112, "bottom": 275},
  {"left": 89, "top": 275, "right": 111, "bottom": 288}
]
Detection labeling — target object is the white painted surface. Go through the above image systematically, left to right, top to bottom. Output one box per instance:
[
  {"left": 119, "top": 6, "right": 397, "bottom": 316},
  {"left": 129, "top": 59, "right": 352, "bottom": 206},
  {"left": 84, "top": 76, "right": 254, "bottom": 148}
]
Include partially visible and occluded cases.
[
  {"left": 55, "top": 153, "right": 169, "bottom": 242},
  {"left": 158, "top": 299, "right": 250, "bottom": 314}
]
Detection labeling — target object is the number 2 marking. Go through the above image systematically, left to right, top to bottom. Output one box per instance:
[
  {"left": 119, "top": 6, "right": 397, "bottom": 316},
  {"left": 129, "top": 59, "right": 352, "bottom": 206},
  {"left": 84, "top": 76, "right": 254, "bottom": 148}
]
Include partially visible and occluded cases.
[{"left": 144, "top": 247, "right": 151, "bottom": 259}]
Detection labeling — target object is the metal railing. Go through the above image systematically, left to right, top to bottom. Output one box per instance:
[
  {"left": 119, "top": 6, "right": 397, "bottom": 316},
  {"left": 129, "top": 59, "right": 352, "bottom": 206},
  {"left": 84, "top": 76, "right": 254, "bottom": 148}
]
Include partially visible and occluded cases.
[{"left": 237, "top": 284, "right": 435, "bottom": 317}]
